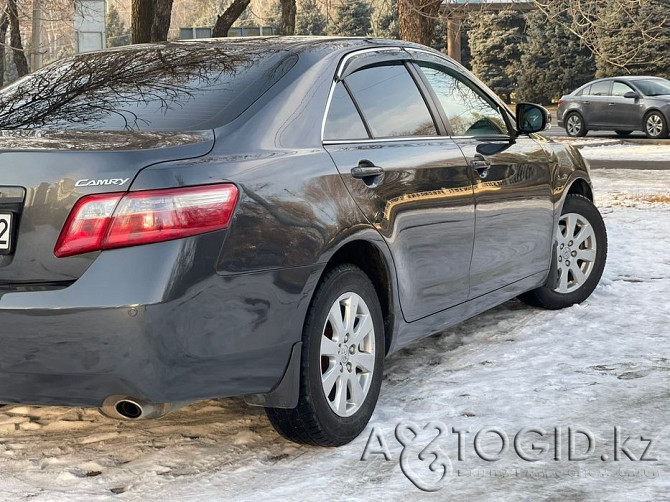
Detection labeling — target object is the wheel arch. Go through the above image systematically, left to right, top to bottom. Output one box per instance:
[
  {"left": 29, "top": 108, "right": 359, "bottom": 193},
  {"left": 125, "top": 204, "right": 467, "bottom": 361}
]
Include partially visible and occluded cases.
[
  {"left": 643, "top": 108, "right": 668, "bottom": 127},
  {"left": 565, "top": 109, "right": 586, "bottom": 125},
  {"left": 566, "top": 177, "right": 593, "bottom": 202},
  {"left": 319, "top": 238, "right": 397, "bottom": 355}
]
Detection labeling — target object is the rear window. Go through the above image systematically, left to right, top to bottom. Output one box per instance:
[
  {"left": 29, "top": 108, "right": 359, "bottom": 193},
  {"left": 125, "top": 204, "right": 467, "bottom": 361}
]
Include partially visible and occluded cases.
[{"left": 0, "top": 43, "right": 297, "bottom": 131}]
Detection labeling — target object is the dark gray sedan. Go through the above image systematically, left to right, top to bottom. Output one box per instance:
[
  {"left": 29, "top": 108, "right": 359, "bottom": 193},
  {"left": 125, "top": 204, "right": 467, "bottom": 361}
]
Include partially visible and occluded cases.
[
  {"left": 0, "top": 37, "right": 607, "bottom": 446},
  {"left": 557, "top": 76, "right": 670, "bottom": 138}
]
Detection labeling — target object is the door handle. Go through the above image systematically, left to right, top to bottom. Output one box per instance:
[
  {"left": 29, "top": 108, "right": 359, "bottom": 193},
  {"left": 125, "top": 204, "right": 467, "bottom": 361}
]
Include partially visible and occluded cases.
[
  {"left": 609, "top": 102, "right": 616, "bottom": 106},
  {"left": 470, "top": 155, "right": 491, "bottom": 179},
  {"left": 351, "top": 163, "right": 384, "bottom": 179}
]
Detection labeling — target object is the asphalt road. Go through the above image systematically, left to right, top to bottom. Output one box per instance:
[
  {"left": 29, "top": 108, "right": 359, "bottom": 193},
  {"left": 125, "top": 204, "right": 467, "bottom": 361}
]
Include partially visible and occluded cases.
[{"left": 542, "top": 120, "right": 650, "bottom": 139}]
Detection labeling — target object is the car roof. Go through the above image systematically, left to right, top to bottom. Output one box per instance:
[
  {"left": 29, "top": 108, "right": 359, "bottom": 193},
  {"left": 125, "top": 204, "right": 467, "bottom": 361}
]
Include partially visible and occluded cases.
[
  {"left": 91, "top": 36, "right": 439, "bottom": 60},
  {"left": 587, "top": 76, "right": 663, "bottom": 83}
]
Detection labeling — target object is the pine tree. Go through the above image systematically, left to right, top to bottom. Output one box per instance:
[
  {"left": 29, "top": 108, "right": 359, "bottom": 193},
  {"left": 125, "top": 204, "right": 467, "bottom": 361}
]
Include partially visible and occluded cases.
[
  {"left": 296, "top": 0, "right": 327, "bottom": 35},
  {"left": 328, "top": 0, "right": 372, "bottom": 37},
  {"left": 371, "top": 0, "right": 398, "bottom": 39},
  {"left": 595, "top": 0, "right": 670, "bottom": 77},
  {"left": 107, "top": 4, "right": 130, "bottom": 47},
  {"left": 517, "top": 9, "right": 595, "bottom": 104},
  {"left": 468, "top": 10, "right": 525, "bottom": 103}
]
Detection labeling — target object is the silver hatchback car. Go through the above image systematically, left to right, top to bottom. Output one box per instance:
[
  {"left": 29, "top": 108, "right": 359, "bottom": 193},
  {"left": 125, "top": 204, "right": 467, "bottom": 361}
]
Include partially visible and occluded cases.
[{"left": 557, "top": 76, "right": 670, "bottom": 138}]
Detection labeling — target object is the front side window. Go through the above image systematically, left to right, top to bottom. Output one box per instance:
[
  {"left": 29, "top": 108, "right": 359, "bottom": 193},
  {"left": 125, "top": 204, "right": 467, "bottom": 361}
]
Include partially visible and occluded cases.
[
  {"left": 417, "top": 63, "right": 508, "bottom": 137},
  {"left": 345, "top": 64, "right": 437, "bottom": 138},
  {"left": 323, "top": 82, "right": 369, "bottom": 141},
  {"left": 612, "top": 82, "right": 634, "bottom": 97}
]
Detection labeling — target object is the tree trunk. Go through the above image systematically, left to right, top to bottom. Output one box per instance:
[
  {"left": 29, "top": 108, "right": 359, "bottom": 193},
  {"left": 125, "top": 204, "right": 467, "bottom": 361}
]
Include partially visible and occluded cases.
[
  {"left": 6, "top": 0, "right": 29, "bottom": 77},
  {"left": 132, "top": 0, "right": 154, "bottom": 44},
  {"left": 151, "top": 0, "right": 174, "bottom": 42},
  {"left": 212, "top": 0, "right": 251, "bottom": 38},
  {"left": 280, "top": 0, "right": 297, "bottom": 35},
  {"left": 398, "top": 0, "right": 441, "bottom": 46},
  {"left": 0, "top": 12, "right": 8, "bottom": 86}
]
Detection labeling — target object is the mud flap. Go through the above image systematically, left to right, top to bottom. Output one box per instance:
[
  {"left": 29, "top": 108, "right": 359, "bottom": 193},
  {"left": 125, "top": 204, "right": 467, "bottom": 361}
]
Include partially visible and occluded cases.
[
  {"left": 547, "top": 240, "right": 559, "bottom": 290},
  {"left": 244, "top": 342, "right": 302, "bottom": 409}
]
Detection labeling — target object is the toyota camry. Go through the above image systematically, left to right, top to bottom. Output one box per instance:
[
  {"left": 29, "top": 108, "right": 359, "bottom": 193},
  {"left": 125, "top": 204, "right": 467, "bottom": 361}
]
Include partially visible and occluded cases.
[{"left": 0, "top": 37, "right": 607, "bottom": 446}]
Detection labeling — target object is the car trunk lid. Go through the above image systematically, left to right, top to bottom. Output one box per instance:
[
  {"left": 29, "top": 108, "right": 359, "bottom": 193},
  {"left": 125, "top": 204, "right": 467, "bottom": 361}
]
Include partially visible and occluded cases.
[{"left": 0, "top": 129, "right": 214, "bottom": 283}]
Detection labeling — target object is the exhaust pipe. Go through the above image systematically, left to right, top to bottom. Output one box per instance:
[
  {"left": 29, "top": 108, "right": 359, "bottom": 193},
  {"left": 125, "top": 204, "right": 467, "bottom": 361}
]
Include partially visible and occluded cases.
[{"left": 100, "top": 395, "right": 189, "bottom": 420}]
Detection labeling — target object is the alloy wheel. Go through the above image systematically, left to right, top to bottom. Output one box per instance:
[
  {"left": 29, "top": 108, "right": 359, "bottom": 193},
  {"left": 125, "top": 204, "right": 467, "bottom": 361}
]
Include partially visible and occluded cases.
[
  {"left": 646, "top": 113, "right": 664, "bottom": 138},
  {"left": 567, "top": 115, "right": 582, "bottom": 136},
  {"left": 554, "top": 212, "right": 597, "bottom": 294},
  {"left": 320, "top": 292, "right": 376, "bottom": 418}
]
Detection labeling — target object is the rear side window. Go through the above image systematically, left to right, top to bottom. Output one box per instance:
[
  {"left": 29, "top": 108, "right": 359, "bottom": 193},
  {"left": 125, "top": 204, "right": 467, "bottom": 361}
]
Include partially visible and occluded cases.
[
  {"left": 345, "top": 64, "right": 437, "bottom": 138},
  {"left": 590, "top": 81, "right": 611, "bottom": 96},
  {"left": 323, "top": 82, "right": 369, "bottom": 141},
  {"left": 576, "top": 85, "right": 590, "bottom": 96}
]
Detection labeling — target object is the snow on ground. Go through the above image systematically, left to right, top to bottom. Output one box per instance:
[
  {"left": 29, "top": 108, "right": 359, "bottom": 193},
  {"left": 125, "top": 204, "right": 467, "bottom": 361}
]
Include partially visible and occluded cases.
[
  {"left": 580, "top": 143, "right": 670, "bottom": 162},
  {"left": 1, "top": 168, "right": 670, "bottom": 501}
]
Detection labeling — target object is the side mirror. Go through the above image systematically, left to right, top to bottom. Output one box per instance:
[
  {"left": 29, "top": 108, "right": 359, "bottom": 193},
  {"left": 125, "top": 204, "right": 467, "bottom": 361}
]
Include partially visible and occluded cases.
[
  {"left": 624, "top": 91, "right": 639, "bottom": 99},
  {"left": 516, "top": 103, "right": 550, "bottom": 134}
]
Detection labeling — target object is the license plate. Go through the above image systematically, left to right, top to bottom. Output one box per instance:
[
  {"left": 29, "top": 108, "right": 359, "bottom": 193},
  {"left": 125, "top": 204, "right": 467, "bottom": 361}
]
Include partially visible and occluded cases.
[{"left": 0, "top": 213, "right": 12, "bottom": 252}]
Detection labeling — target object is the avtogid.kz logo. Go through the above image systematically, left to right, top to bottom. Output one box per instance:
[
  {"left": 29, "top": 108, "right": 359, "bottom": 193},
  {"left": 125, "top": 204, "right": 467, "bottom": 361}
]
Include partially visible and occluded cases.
[{"left": 360, "top": 422, "right": 659, "bottom": 492}]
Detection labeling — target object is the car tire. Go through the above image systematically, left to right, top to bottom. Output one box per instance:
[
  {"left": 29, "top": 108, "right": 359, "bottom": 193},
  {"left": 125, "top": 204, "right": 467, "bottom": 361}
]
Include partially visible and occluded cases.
[
  {"left": 644, "top": 111, "right": 668, "bottom": 139},
  {"left": 565, "top": 112, "right": 587, "bottom": 137},
  {"left": 615, "top": 130, "right": 633, "bottom": 137},
  {"left": 518, "top": 194, "right": 607, "bottom": 310},
  {"left": 266, "top": 264, "right": 385, "bottom": 446}
]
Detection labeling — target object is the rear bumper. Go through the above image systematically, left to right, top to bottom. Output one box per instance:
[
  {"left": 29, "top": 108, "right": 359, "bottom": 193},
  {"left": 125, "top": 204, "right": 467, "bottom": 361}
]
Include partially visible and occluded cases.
[{"left": 0, "top": 236, "right": 321, "bottom": 407}]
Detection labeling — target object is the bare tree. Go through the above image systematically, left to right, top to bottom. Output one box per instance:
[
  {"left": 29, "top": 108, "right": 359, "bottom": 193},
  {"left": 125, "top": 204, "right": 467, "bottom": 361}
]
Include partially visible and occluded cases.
[
  {"left": 6, "top": 0, "right": 28, "bottom": 77},
  {"left": 132, "top": 0, "right": 153, "bottom": 43},
  {"left": 152, "top": 0, "right": 175, "bottom": 41},
  {"left": 212, "top": 0, "right": 251, "bottom": 37},
  {"left": 280, "top": 0, "right": 296, "bottom": 35},
  {"left": 398, "top": 0, "right": 441, "bottom": 46},
  {"left": 533, "top": 0, "right": 670, "bottom": 71},
  {"left": 0, "top": 10, "right": 8, "bottom": 86}
]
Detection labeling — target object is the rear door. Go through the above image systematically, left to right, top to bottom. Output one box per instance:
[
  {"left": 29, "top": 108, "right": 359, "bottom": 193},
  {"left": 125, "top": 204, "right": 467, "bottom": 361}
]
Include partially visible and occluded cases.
[
  {"left": 323, "top": 53, "right": 475, "bottom": 322},
  {"left": 411, "top": 56, "right": 553, "bottom": 298},
  {"left": 584, "top": 80, "right": 612, "bottom": 127}
]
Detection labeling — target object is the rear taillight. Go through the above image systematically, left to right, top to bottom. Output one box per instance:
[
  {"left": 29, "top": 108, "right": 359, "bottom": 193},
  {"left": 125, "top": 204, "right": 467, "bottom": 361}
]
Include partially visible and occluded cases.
[
  {"left": 557, "top": 99, "right": 565, "bottom": 106},
  {"left": 54, "top": 184, "right": 238, "bottom": 258}
]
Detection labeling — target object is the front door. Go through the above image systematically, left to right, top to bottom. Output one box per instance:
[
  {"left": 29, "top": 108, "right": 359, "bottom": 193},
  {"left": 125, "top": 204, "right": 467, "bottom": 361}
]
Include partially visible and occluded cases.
[
  {"left": 412, "top": 59, "right": 554, "bottom": 298},
  {"left": 323, "top": 61, "right": 475, "bottom": 321},
  {"left": 608, "top": 81, "right": 642, "bottom": 130}
]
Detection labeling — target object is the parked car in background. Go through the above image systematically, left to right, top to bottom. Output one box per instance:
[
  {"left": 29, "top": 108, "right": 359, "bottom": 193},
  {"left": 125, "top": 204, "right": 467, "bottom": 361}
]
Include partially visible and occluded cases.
[
  {"left": 0, "top": 37, "right": 607, "bottom": 446},
  {"left": 557, "top": 76, "right": 670, "bottom": 138}
]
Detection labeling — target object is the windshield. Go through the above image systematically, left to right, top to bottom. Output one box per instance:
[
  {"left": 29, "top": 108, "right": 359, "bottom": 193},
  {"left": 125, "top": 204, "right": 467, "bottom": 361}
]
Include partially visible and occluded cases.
[
  {"left": 0, "top": 43, "right": 297, "bottom": 131},
  {"left": 634, "top": 79, "right": 670, "bottom": 97}
]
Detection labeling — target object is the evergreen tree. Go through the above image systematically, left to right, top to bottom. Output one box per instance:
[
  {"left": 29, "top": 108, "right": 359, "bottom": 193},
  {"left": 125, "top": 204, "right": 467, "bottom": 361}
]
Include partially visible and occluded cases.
[
  {"left": 296, "top": 0, "right": 327, "bottom": 35},
  {"left": 328, "top": 0, "right": 372, "bottom": 37},
  {"left": 371, "top": 0, "right": 398, "bottom": 39},
  {"left": 595, "top": 0, "right": 670, "bottom": 77},
  {"left": 107, "top": 4, "right": 130, "bottom": 47},
  {"left": 517, "top": 9, "right": 595, "bottom": 104},
  {"left": 468, "top": 10, "right": 525, "bottom": 103}
]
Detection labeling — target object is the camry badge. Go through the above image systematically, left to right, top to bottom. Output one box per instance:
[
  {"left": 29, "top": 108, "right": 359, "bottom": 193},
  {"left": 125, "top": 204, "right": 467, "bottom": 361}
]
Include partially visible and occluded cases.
[{"left": 75, "top": 178, "right": 130, "bottom": 188}]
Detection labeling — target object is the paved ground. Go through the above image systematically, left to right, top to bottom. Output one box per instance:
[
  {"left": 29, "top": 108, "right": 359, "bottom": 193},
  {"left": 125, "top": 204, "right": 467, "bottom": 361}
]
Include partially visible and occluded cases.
[{"left": 0, "top": 169, "right": 669, "bottom": 501}]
